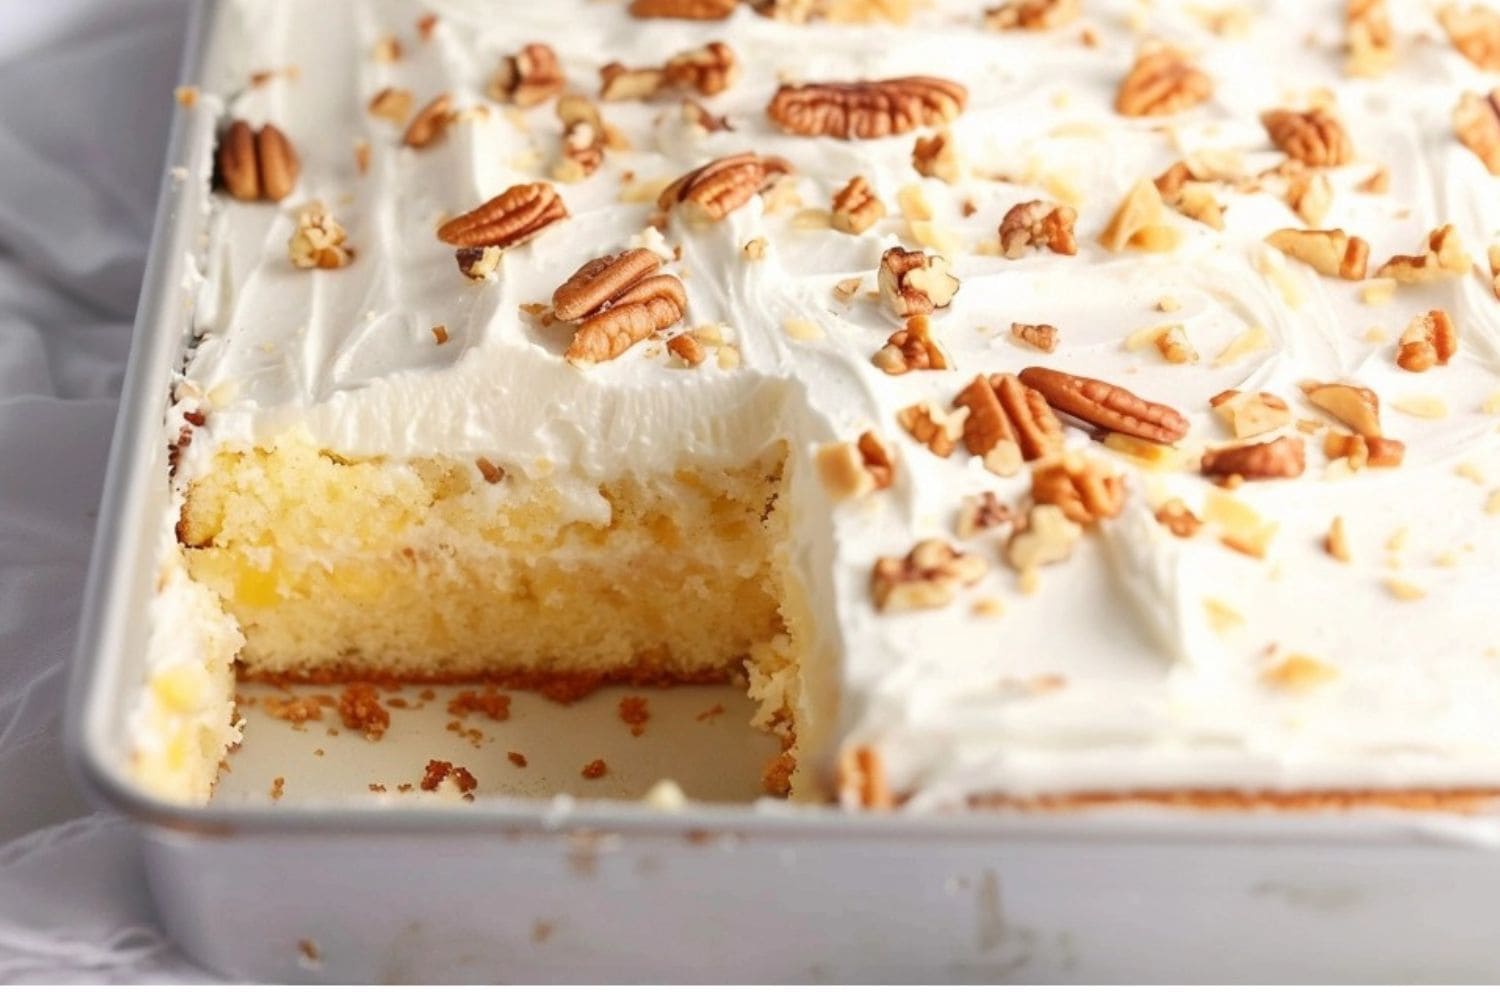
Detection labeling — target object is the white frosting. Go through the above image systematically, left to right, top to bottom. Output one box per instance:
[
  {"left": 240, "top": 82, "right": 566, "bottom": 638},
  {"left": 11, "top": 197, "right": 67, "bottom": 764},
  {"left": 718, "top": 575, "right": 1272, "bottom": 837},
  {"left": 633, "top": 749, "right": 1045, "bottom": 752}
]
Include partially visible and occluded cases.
[{"left": 162, "top": 0, "right": 1500, "bottom": 808}]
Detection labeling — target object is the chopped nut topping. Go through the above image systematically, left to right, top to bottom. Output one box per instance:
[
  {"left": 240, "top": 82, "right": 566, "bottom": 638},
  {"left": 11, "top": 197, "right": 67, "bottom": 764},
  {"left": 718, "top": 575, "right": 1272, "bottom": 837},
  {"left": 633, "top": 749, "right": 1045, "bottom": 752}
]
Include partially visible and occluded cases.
[
  {"left": 629, "top": 0, "right": 736, "bottom": 18},
  {"left": 984, "top": 0, "right": 1078, "bottom": 30},
  {"left": 1346, "top": 0, "right": 1394, "bottom": 76},
  {"left": 1439, "top": 5, "right": 1500, "bottom": 70},
  {"left": 372, "top": 35, "right": 402, "bottom": 64},
  {"left": 663, "top": 41, "right": 739, "bottom": 97},
  {"left": 488, "top": 43, "right": 565, "bottom": 107},
  {"left": 1114, "top": 43, "right": 1212, "bottom": 118},
  {"left": 600, "top": 62, "right": 667, "bottom": 101},
  {"left": 766, "top": 76, "right": 967, "bottom": 140},
  {"left": 368, "top": 86, "right": 414, "bottom": 125},
  {"left": 1455, "top": 89, "right": 1500, "bottom": 175},
  {"left": 402, "top": 94, "right": 454, "bottom": 149},
  {"left": 552, "top": 94, "right": 609, "bottom": 183},
  {"left": 682, "top": 98, "right": 733, "bottom": 133},
  {"left": 1261, "top": 108, "right": 1354, "bottom": 167},
  {"left": 216, "top": 120, "right": 300, "bottom": 202},
  {"left": 912, "top": 130, "right": 960, "bottom": 182},
  {"left": 353, "top": 139, "right": 371, "bottom": 175},
  {"left": 657, "top": 152, "right": 794, "bottom": 223},
  {"left": 1285, "top": 169, "right": 1333, "bottom": 226},
  {"left": 830, "top": 175, "right": 885, "bottom": 234},
  {"left": 1098, "top": 179, "right": 1176, "bottom": 253},
  {"left": 438, "top": 182, "right": 568, "bottom": 251},
  {"left": 999, "top": 200, "right": 1078, "bottom": 258},
  {"left": 287, "top": 203, "right": 354, "bottom": 269},
  {"left": 1375, "top": 224, "right": 1472, "bottom": 283},
  {"left": 1264, "top": 228, "right": 1369, "bottom": 280},
  {"left": 455, "top": 245, "right": 503, "bottom": 282},
  {"left": 877, "top": 246, "right": 960, "bottom": 318},
  {"left": 832, "top": 277, "right": 863, "bottom": 302},
  {"left": 1396, "top": 309, "right": 1458, "bottom": 372},
  {"left": 872, "top": 315, "right": 948, "bottom": 374},
  {"left": 1011, "top": 322, "right": 1058, "bottom": 353},
  {"left": 432, "top": 324, "right": 449, "bottom": 345},
  {"left": 1153, "top": 325, "right": 1197, "bottom": 364},
  {"left": 666, "top": 332, "right": 706, "bottom": 367},
  {"left": 1020, "top": 366, "right": 1189, "bottom": 443},
  {"left": 953, "top": 372, "right": 1064, "bottom": 474},
  {"left": 1302, "top": 381, "right": 1382, "bottom": 437},
  {"left": 1209, "top": 389, "right": 1292, "bottom": 439},
  {"left": 1392, "top": 394, "right": 1448, "bottom": 419},
  {"left": 898, "top": 401, "right": 967, "bottom": 458},
  {"left": 1323, "top": 430, "right": 1405, "bottom": 470},
  {"left": 817, "top": 431, "right": 895, "bottom": 500},
  {"left": 1201, "top": 435, "right": 1306, "bottom": 480},
  {"left": 1031, "top": 453, "right": 1126, "bottom": 525},
  {"left": 474, "top": 457, "right": 505, "bottom": 484},
  {"left": 1204, "top": 488, "right": 1277, "bottom": 558},
  {"left": 957, "top": 492, "right": 1018, "bottom": 539},
  {"left": 1155, "top": 498, "right": 1203, "bottom": 537},
  {"left": 1006, "top": 504, "right": 1082, "bottom": 572},
  {"left": 1325, "top": 515, "right": 1351, "bottom": 562},
  {"left": 871, "top": 539, "right": 987, "bottom": 611},
  {"left": 1384, "top": 578, "right": 1426, "bottom": 601},
  {"left": 1262, "top": 654, "right": 1338, "bottom": 691}
]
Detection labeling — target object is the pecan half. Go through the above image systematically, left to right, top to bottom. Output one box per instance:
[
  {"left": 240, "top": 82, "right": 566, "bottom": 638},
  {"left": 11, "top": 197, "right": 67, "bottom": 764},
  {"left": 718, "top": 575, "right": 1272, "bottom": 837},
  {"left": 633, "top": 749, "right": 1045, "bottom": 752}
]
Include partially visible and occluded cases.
[
  {"left": 629, "top": 0, "right": 735, "bottom": 18},
  {"left": 984, "top": 0, "right": 1079, "bottom": 30},
  {"left": 1440, "top": 5, "right": 1500, "bottom": 71},
  {"left": 663, "top": 42, "right": 739, "bottom": 97},
  {"left": 488, "top": 43, "right": 565, "bottom": 107},
  {"left": 1114, "top": 44, "right": 1212, "bottom": 117},
  {"left": 767, "top": 76, "right": 967, "bottom": 140},
  {"left": 1454, "top": 89, "right": 1500, "bottom": 175},
  {"left": 403, "top": 94, "right": 454, "bottom": 148},
  {"left": 553, "top": 94, "right": 607, "bottom": 183},
  {"left": 1261, "top": 108, "right": 1354, "bottom": 167},
  {"left": 216, "top": 120, "right": 300, "bottom": 202},
  {"left": 912, "top": 130, "right": 960, "bottom": 183},
  {"left": 657, "top": 152, "right": 794, "bottom": 223},
  {"left": 831, "top": 175, "right": 885, "bottom": 234},
  {"left": 438, "top": 183, "right": 568, "bottom": 251},
  {"left": 999, "top": 200, "right": 1077, "bottom": 258},
  {"left": 287, "top": 202, "right": 354, "bottom": 269},
  {"left": 1376, "top": 224, "right": 1471, "bottom": 282},
  {"left": 1265, "top": 228, "right": 1369, "bottom": 280},
  {"left": 877, "top": 247, "right": 959, "bottom": 318},
  {"left": 552, "top": 248, "right": 664, "bottom": 321},
  {"left": 567, "top": 276, "right": 687, "bottom": 366},
  {"left": 1396, "top": 309, "right": 1458, "bottom": 372},
  {"left": 872, "top": 315, "right": 948, "bottom": 374},
  {"left": 1019, "top": 367, "right": 1189, "bottom": 443},
  {"left": 953, "top": 373, "right": 1063, "bottom": 474},
  {"left": 1302, "top": 381, "right": 1382, "bottom": 438},
  {"left": 898, "top": 401, "right": 967, "bottom": 458},
  {"left": 1323, "top": 430, "right": 1404, "bottom": 469},
  {"left": 1201, "top": 435, "right": 1306, "bottom": 480},
  {"left": 1032, "top": 453, "right": 1127, "bottom": 525},
  {"left": 871, "top": 540, "right": 987, "bottom": 612}
]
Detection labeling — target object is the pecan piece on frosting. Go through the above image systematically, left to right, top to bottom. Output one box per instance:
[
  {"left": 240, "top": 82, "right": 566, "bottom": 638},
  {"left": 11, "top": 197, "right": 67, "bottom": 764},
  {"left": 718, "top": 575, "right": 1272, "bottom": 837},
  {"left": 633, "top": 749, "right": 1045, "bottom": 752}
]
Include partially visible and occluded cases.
[
  {"left": 629, "top": 0, "right": 736, "bottom": 19},
  {"left": 984, "top": 0, "right": 1079, "bottom": 31},
  {"left": 1346, "top": 0, "right": 1394, "bottom": 76},
  {"left": 1439, "top": 4, "right": 1500, "bottom": 71},
  {"left": 663, "top": 42, "right": 739, "bottom": 97},
  {"left": 487, "top": 43, "right": 565, "bottom": 107},
  {"left": 1114, "top": 43, "right": 1212, "bottom": 117},
  {"left": 600, "top": 63, "right": 667, "bottom": 102},
  {"left": 767, "top": 76, "right": 967, "bottom": 140},
  {"left": 368, "top": 86, "right": 414, "bottom": 126},
  {"left": 1455, "top": 89, "right": 1500, "bottom": 175},
  {"left": 402, "top": 94, "right": 454, "bottom": 148},
  {"left": 552, "top": 94, "right": 608, "bottom": 183},
  {"left": 682, "top": 98, "right": 733, "bottom": 133},
  {"left": 1261, "top": 108, "right": 1354, "bottom": 167},
  {"left": 217, "top": 120, "right": 300, "bottom": 202},
  {"left": 912, "top": 130, "right": 960, "bottom": 183},
  {"left": 657, "top": 152, "right": 794, "bottom": 223},
  {"left": 831, "top": 175, "right": 885, "bottom": 234},
  {"left": 438, "top": 182, "right": 569, "bottom": 250},
  {"left": 999, "top": 200, "right": 1077, "bottom": 258},
  {"left": 287, "top": 203, "right": 354, "bottom": 269},
  {"left": 1375, "top": 224, "right": 1471, "bottom": 283},
  {"left": 1265, "top": 228, "right": 1369, "bottom": 280},
  {"left": 877, "top": 247, "right": 959, "bottom": 318},
  {"left": 551, "top": 248, "right": 688, "bottom": 366},
  {"left": 552, "top": 248, "right": 664, "bottom": 321},
  {"left": 1396, "top": 308, "right": 1458, "bottom": 372},
  {"left": 872, "top": 315, "right": 948, "bottom": 375},
  {"left": 1012, "top": 322, "right": 1058, "bottom": 353},
  {"left": 1019, "top": 366, "right": 1190, "bottom": 444},
  {"left": 953, "top": 373, "right": 1063, "bottom": 475},
  {"left": 1302, "top": 381, "right": 1382, "bottom": 438},
  {"left": 1209, "top": 389, "right": 1292, "bottom": 439},
  {"left": 898, "top": 401, "right": 967, "bottom": 458},
  {"left": 1324, "top": 430, "right": 1405, "bottom": 469},
  {"left": 816, "top": 431, "right": 895, "bottom": 500},
  {"left": 1201, "top": 435, "right": 1306, "bottom": 480},
  {"left": 1031, "top": 453, "right": 1127, "bottom": 526},
  {"left": 871, "top": 539, "right": 987, "bottom": 612}
]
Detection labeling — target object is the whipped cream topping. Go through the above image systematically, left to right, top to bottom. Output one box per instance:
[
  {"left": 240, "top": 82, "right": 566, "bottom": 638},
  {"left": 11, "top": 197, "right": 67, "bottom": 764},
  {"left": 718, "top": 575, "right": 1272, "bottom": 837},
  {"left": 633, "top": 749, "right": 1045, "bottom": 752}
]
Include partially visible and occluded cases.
[{"left": 159, "top": 0, "right": 1500, "bottom": 808}]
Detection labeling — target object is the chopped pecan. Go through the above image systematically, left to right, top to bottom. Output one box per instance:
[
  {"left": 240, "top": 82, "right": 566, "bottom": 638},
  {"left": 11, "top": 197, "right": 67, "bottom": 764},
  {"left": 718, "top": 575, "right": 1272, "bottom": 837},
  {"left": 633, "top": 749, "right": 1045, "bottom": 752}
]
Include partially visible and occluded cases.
[
  {"left": 629, "top": 0, "right": 736, "bottom": 18},
  {"left": 984, "top": 0, "right": 1078, "bottom": 30},
  {"left": 1346, "top": 0, "right": 1394, "bottom": 76},
  {"left": 1439, "top": 5, "right": 1500, "bottom": 70},
  {"left": 663, "top": 42, "right": 739, "bottom": 97},
  {"left": 488, "top": 43, "right": 565, "bottom": 107},
  {"left": 1114, "top": 43, "right": 1212, "bottom": 117},
  {"left": 600, "top": 63, "right": 667, "bottom": 102},
  {"left": 767, "top": 76, "right": 967, "bottom": 140},
  {"left": 368, "top": 86, "right": 414, "bottom": 125},
  {"left": 1454, "top": 89, "right": 1500, "bottom": 175},
  {"left": 402, "top": 94, "right": 453, "bottom": 149},
  {"left": 553, "top": 94, "right": 607, "bottom": 183},
  {"left": 682, "top": 99, "right": 733, "bottom": 133},
  {"left": 1261, "top": 108, "right": 1354, "bottom": 167},
  {"left": 216, "top": 120, "right": 299, "bottom": 202},
  {"left": 912, "top": 130, "right": 960, "bottom": 182},
  {"left": 657, "top": 152, "right": 794, "bottom": 223},
  {"left": 1285, "top": 170, "right": 1333, "bottom": 226},
  {"left": 830, "top": 175, "right": 885, "bottom": 234},
  {"left": 1098, "top": 179, "right": 1176, "bottom": 253},
  {"left": 437, "top": 182, "right": 569, "bottom": 249},
  {"left": 999, "top": 200, "right": 1077, "bottom": 258},
  {"left": 287, "top": 202, "right": 354, "bottom": 269},
  {"left": 1376, "top": 224, "right": 1471, "bottom": 282},
  {"left": 1265, "top": 228, "right": 1369, "bottom": 280},
  {"left": 1490, "top": 244, "right": 1500, "bottom": 298},
  {"left": 455, "top": 246, "right": 502, "bottom": 281},
  {"left": 877, "top": 247, "right": 959, "bottom": 318},
  {"left": 1396, "top": 309, "right": 1458, "bottom": 372},
  {"left": 872, "top": 315, "right": 948, "bottom": 374},
  {"left": 1011, "top": 322, "right": 1058, "bottom": 353},
  {"left": 1153, "top": 326, "right": 1197, "bottom": 364},
  {"left": 666, "top": 332, "right": 705, "bottom": 367},
  {"left": 1019, "top": 367, "right": 1189, "bottom": 443},
  {"left": 953, "top": 373, "right": 1064, "bottom": 474},
  {"left": 1302, "top": 381, "right": 1382, "bottom": 437},
  {"left": 1209, "top": 389, "right": 1292, "bottom": 439},
  {"left": 898, "top": 401, "right": 967, "bottom": 458},
  {"left": 1324, "top": 430, "right": 1405, "bottom": 469},
  {"left": 816, "top": 431, "right": 895, "bottom": 500},
  {"left": 1201, "top": 436, "right": 1306, "bottom": 480},
  {"left": 1031, "top": 453, "right": 1126, "bottom": 525},
  {"left": 957, "top": 492, "right": 1018, "bottom": 539},
  {"left": 1155, "top": 498, "right": 1203, "bottom": 537},
  {"left": 1006, "top": 504, "right": 1082, "bottom": 572},
  {"left": 871, "top": 539, "right": 987, "bottom": 612}
]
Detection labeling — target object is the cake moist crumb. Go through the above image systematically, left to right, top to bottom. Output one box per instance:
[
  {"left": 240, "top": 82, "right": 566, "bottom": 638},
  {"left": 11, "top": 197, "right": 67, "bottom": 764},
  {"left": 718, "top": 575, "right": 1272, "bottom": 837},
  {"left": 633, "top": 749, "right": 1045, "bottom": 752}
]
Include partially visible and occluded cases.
[
  {"left": 338, "top": 684, "right": 390, "bottom": 740},
  {"left": 448, "top": 687, "right": 512, "bottom": 721},
  {"left": 618, "top": 695, "right": 650, "bottom": 736},
  {"left": 581, "top": 758, "right": 608, "bottom": 780}
]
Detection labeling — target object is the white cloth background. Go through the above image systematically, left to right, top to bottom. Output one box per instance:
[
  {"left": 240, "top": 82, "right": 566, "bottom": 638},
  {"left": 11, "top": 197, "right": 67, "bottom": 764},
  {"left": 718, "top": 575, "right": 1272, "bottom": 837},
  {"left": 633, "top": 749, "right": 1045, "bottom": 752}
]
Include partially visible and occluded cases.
[{"left": 0, "top": 0, "right": 217, "bottom": 982}]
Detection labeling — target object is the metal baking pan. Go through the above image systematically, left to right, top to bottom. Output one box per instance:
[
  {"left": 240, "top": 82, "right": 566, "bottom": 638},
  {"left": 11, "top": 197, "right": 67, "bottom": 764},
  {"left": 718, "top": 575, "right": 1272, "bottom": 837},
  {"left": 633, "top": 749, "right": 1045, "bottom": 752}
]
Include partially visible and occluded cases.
[{"left": 64, "top": 1, "right": 1500, "bottom": 983}]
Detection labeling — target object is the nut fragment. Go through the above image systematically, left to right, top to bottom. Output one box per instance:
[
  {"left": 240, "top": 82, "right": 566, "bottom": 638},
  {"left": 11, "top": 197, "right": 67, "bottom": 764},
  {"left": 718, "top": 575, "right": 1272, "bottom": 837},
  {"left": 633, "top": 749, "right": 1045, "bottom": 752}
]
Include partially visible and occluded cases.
[
  {"left": 629, "top": 0, "right": 736, "bottom": 18},
  {"left": 984, "top": 0, "right": 1078, "bottom": 30},
  {"left": 1346, "top": 0, "right": 1394, "bottom": 76},
  {"left": 1439, "top": 5, "right": 1500, "bottom": 70},
  {"left": 663, "top": 42, "right": 739, "bottom": 97},
  {"left": 488, "top": 43, "right": 565, "bottom": 107},
  {"left": 1114, "top": 43, "right": 1212, "bottom": 117},
  {"left": 600, "top": 63, "right": 667, "bottom": 102},
  {"left": 767, "top": 76, "right": 967, "bottom": 140},
  {"left": 368, "top": 87, "right": 414, "bottom": 125},
  {"left": 1454, "top": 89, "right": 1500, "bottom": 175},
  {"left": 402, "top": 94, "right": 453, "bottom": 148},
  {"left": 553, "top": 94, "right": 607, "bottom": 183},
  {"left": 681, "top": 98, "right": 733, "bottom": 133},
  {"left": 1261, "top": 108, "right": 1354, "bottom": 167},
  {"left": 216, "top": 120, "right": 300, "bottom": 202},
  {"left": 912, "top": 130, "right": 960, "bottom": 182},
  {"left": 657, "top": 152, "right": 794, "bottom": 223},
  {"left": 1285, "top": 170, "right": 1333, "bottom": 226},
  {"left": 830, "top": 176, "right": 885, "bottom": 234},
  {"left": 1098, "top": 179, "right": 1176, "bottom": 253},
  {"left": 438, "top": 182, "right": 569, "bottom": 249},
  {"left": 999, "top": 200, "right": 1078, "bottom": 258},
  {"left": 287, "top": 203, "right": 354, "bottom": 269},
  {"left": 1375, "top": 224, "right": 1472, "bottom": 283},
  {"left": 1265, "top": 228, "right": 1369, "bottom": 280},
  {"left": 455, "top": 246, "right": 502, "bottom": 281},
  {"left": 877, "top": 247, "right": 959, "bottom": 318},
  {"left": 1396, "top": 309, "right": 1458, "bottom": 372},
  {"left": 872, "top": 315, "right": 948, "bottom": 374},
  {"left": 1011, "top": 322, "right": 1058, "bottom": 353},
  {"left": 1153, "top": 326, "right": 1197, "bottom": 364},
  {"left": 666, "top": 332, "right": 705, "bottom": 367},
  {"left": 1019, "top": 367, "right": 1189, "bottom": 443},
  {"left": 953, "top": 373, "right": 1064, "bottom": 473},
  {"left": 1302, "top": 381, "right": 1382, "bottom": 438},
  {"left": 1209, "top": 389, "right": 1292, "bottom": 439},
  {"left": 898, "top": 401, "right": 967, "bottom": 458},
  {"left": 1323, "top": 430, "right": 1405, "bottom": 469},
  {"left": 816, "top": 431, "right": 895, "bottom": 500},
  {"left": 1201, "top": 435, "right": 1306, "bottom": 480},
  {"left": 1031, "top": 453, "right": 1126, "bottom": 525},
  {"left": 956, "top": 492, "right": 1018, "bottom": 538},
  {"left": 1155, "top": 498, "right": 1203, "bottom": 537},
  {"left": 1005, "top": 504, "right": 1082, "bottom": 572},
  {"left": 1325, "top": 515, "right": 1351, "bottom": 561},
  {"left": 871, "top": 539, "right": 987, "bottom": 611}
]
